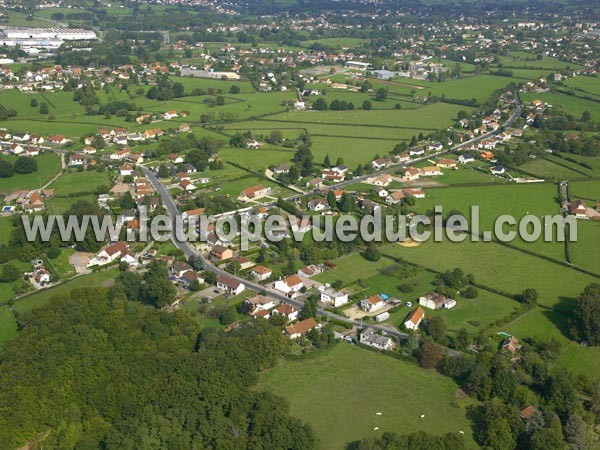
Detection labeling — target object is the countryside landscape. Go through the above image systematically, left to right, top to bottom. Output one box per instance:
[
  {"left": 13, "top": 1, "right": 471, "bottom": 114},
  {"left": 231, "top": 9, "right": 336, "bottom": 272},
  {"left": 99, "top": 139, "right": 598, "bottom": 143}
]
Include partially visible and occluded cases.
[{"left": 0, "top": 0, "right": 599, "bottom": 448}]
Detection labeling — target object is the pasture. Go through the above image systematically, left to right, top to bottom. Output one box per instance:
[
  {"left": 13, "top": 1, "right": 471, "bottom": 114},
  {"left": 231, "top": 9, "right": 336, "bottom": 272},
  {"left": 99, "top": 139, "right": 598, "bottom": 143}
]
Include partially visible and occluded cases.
[
  {"left": 48, "top": 170, "right": 111, "bottom": 195},
  {"left": 257, "top": 344, "right": 476, "bottom": 450}
]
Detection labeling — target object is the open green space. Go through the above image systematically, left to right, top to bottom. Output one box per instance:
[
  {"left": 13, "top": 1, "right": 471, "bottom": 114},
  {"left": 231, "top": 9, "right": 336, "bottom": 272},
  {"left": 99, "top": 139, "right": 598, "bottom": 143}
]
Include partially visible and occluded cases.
[
  {"left": 563, "top": 76, "right": 600, "bottom": 97},
  {"left": 521, "top": 91, "right": 600, "bottom": 121},
  {"left": 0, "top": 153, "right": 61, "bottom": 194},
  {"left": 519, "top": 157, "right": 589, "bottom": 180},
  {"left": 48, "top": 169, "right": 111, "bottom": 195},
  {"left": 13, "top": 270, "right": 118, "bottom": 314},
  {"left": 0, "top": 306, "right": 18, "bottom": 346},
  {"left": 257, "top": 344, "right": 476, "bottom": 450}
]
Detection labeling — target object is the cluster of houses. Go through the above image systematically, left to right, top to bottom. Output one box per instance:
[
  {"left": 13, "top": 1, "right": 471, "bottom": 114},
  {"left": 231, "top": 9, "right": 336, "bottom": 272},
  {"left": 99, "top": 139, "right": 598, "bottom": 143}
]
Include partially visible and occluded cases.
[
  {"left": 3, "top": 189, "right": 53, "bottom": 214},
  {"left": 570, "top": 199, "right": 600, "bottom": 220}
]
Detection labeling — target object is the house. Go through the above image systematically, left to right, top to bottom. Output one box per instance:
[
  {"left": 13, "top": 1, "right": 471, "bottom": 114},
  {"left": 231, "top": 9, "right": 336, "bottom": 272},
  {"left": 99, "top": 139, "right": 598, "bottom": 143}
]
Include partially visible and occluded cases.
[
  {"left": 163, "top": 110, "right": 178, "bottom": 120},
  {"left": 179, "top": 123, "right": 191, "bottom": 133},
  {"left": 48, "top": 135, "right": 68, "bottom": 145},
  {"left": 9, "top": 144, "right": 24, "bottom": 155},
  {"left": 82, "top": 146, "right": 96, "bottom": 154},
  {"left": 409, "top": 147, "right": 425, "bottom": 156},
  {"left": 110, "top": 149, "right": 130, "bottom": 160},
  {"left": 479, "top": 151, "right": 494, "bottom": 161},
  {"left": 167, "top": 153, "right": 184, "bottom": 164},
  {"left": 458, "top": 153, "right": 475, "bottom": 164},
  {"left": 69, "top": 154, "right": 86, "bottom": 166},
  {"left": 371, "top": 158, "right": 388, "bottom": 171},
  {"left": 437, "top": 158, "right": 456, "bottom": 168},
  {"left": 273, "top": 163, "right": 290, "bottom": 174},
  {"left": 119, "top": 164, "right": 134, "bottom": 176},
  {"left": 490, "top": 165, "right": 508, "bottom": 176},
  {"left": 421, "top": 166, "right": 443, "bottom": 177},
  {"left": 401, "top": 167, "right": 421, "bottom": 182},
  {"left": 321, "top": 170, "right": 345, "bottom": 182},
  {"left": 372, "top": 174, "right": 392, "bottom": 187},
  {"left": 306, "top": 178, "right": 324, "bottom": 189},
  {"left": 179, "top": 179, "right": 196, "bottom": 191},
  {"left": 239, "top": 185, "right": 271, "bottom": 202},
  {"left": 374, "top": 187, "right": 389, "bottom": 198},
  {"left": 402, "top": 188, "right": 426, "bottom": 199},
  {"left": 386, "top": 190, "right": 405, "bottom": 205},
  {"left": 22, "top": 192, "right": 45, "bottom": 213},
  {"left": 307, "top": 198, "right": 329, "bottom": 212},
  {"left": 570, "top": 199, "right": 588, "bottom": 219},
  {"left": 182, "top": 207, "right": 206, "bottom": 222},
  {"left": 88, "top": 241, "right": 128, "bottom": 267},
  {"left": 210, "top": 244, "right": 233, "bottom": 261},
  {"left": 120, "top": 251, "right": 138, "bottom": 267},
  {"left": 233, "top": 256, "right": 254, "bottom": 270},
  {"left": 172, "top": 261, "right": 193, "bottom": 278},
  {"left": 250, "top": 265, "right": 272, "bottom": 281},
  {"left": 297, "top": 265, "right": 322, "bottom": 278},
  {"left": 34, "top": 266, "right": 51, "bottom": 284},
  {"left": 181, "top": 270, "right": 201, "bottom": 288},
  {"left": 274, "top": 274, "right": 304, "bottom": 296},
  {"left": 216, "top": 275, "right": 245, "bottom": 296},
  {"left": 319, "top": 287, "right": 349, "bottom": 307},
  {"left": 419, "top": 292, "right": 453, "bottom": 310},
  {"left": 245, "top": 294, "right": 277, "bottom": 314},
  {"left": 360, "top": 294, "right": 385, "bottom": 312},
  {"left": 273, "top": 304, "right": 300, "bottom": 322},
  {"left": 404, "top": 307, "right": 425, "bottom": 330},
  {"left": 285, "top": 318, "right": 318, "bottom": 339},
  {"left": 359, "top": 327, "right": 393, "bottom": 350},
  {"left": 502, "top": 335, "right": 522, "bottom": 353},
  {"left": 520, "top": 406, "right": 538, "bottom": 420}
]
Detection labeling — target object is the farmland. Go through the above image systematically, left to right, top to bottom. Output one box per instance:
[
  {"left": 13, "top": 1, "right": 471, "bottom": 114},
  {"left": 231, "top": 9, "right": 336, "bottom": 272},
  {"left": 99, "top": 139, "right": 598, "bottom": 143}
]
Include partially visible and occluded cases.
[
  {"left": 0, "top": 152, "right": 61, "bottom": 194},
  {"left": 258, "top": 344, "right": 476, "bottom": 450}
]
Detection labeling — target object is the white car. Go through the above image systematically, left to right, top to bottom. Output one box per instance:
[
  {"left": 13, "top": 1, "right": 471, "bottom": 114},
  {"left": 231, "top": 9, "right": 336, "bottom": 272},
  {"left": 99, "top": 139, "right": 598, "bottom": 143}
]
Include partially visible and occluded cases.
[{"left": 406, "top": 302, "right": 413, "bottom": 307}]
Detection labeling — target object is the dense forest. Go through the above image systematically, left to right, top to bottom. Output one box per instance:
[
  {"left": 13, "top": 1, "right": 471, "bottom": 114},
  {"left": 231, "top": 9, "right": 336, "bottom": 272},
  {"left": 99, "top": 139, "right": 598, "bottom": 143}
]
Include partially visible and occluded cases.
[{"left": 0, "top": 287, "right": 315, "bottom": 449}]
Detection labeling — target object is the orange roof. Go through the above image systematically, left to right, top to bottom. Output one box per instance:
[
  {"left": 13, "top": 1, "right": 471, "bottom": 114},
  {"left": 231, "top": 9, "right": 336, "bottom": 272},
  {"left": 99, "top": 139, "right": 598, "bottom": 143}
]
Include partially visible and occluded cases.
[
  {"left": 406, "top": 307, "right": 425, "bottom": 325},
  {"left": 285, "top": 318, "right": 317, "bottom": 336}
]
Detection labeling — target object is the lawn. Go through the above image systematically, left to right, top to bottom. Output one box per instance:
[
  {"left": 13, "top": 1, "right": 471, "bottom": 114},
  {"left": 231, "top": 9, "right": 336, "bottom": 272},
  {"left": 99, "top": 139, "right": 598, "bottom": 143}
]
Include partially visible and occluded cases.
[
  {"left": 0, "top": 153, "right": 61, "bottom": 194},
  {"left": 47, "top": 169, "right": 111, "bottom": 195},
  {"left": 569, "top": 179, "right": 600, "bottom": 201},
  {"left": 45, "top": 195, "right": 97, "bottom": 214},
  {"left": 0, "top": 216, "right": 15, "bottom": 245},
  {"left": 569, "top": 220, "right": 600, "bottom": 274},
  {"left": 13, "top": 270, "right": 118, "bottom": 314},
  {"left": 257, "top": 344, "right": 476, "bottom": 450}
]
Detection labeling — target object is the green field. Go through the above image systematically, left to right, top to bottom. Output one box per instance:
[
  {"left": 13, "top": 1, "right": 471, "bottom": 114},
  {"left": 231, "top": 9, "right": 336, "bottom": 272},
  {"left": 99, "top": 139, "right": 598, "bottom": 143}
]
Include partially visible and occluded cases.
[
  {"left": 563, "top": 76, "right": 600, "bottom": 97},
  {"left": 521, "top": 91, "right": 600, "bottom": 121},
  {"left": 0, "top": 153, "right": 61, "bottom": 194},
  {"left": 519, "top": 157, "right": 589, "bottom": 180},
  {"left": 48, "top": 169, "right": 111, "bottom": 195},
  {"left": 383, "top": 240, "right": 597, "bottom": 307},
  {"left": 13, "top": 270, "right": 118, "bottom": 314},
  {"left": 0, "top": 305, "right": 18, "bottom": 346},
  {"left": 506, "top": 308, "right": 600, "bottom": 381},
  {"left": 258, "top": 344, "right": 476, "bottom": 450}
]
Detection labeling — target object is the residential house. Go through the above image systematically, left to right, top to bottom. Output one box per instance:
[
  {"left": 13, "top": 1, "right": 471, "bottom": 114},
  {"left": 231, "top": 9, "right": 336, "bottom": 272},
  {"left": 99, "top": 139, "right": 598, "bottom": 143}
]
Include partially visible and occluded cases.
[
  {"left": 167, "top": 153, "right": 184, "bottom": 164},
  {"left": 458, "top": 153, "right": 475, "bottom": 164},
  {"left": 69, "top": 154, "right": 86, "bottom": 166},
  {"left": 371, "top": 158, "right": 388, "bottom": 171},
  {"left": 437, "top": 158, "right": 457, "bottom": 168},
  {"left": 120, "top": 164, "right": 134, "bottom": 176},
  {"left": 490, "top": 165, "right": 508, "bottom": 176},
  {"left": 421, "top": 166, "right": 443, "bottom": 177},
  {"left": 401, "top": 167, "right": 421, "bottom": 182},
  {"left": 239, "top": 185, "right": 271, "bottom": 202},
  {"left": 402, "top": 188, "right": 425, "bottom": 199},
  {"left": 386, "top": 190, "right": 405, "bottom": 205},
  {"left": 307, "top": 198, "right": 329, "bottom": 212},
  {"left": 570, "top": 199, "right": 588, "bottom": 219},
  {"left": 88, "top": 241, "right": 128, "bottom": 267},
  {"left": 210, "top": 244, "right": 233, "bottom": 261},
  {"left": 172, "top": 261, "right": 193, "bottom": 278},
  {"left": 250, "top": 265, "right": 272, "bottom": 281},
  {"left": 297, "top": 265, "right": 322, "bottom": 278},
  {"left": 274, "top": 274, "right": 304, "bottom": 296},
  {"left": 216, "top": 275, "right": 245, "bottom": 296},
  {"left": 319, "top": 286, "right": 349, "bottom": 307},
  {"left": 419, "top": 292, "right": 454, "bottom": 310},
  {"left": 360, "top": 294, "right": 385, "bottom": 312},
  {"left": 273, "top": 304, "right": 299, "bottom": 322},
  {"left": 404, "top": 307, "right": 425, "bottom": 330},
  {"left": 285, "top": 318, "right": 318, "bottom": 339},
  {"left": 359, "top": 327, "right": 393, "bottom": 350},
  {"left": 503, "top": 335, "right": 522, "bottom": 353}
]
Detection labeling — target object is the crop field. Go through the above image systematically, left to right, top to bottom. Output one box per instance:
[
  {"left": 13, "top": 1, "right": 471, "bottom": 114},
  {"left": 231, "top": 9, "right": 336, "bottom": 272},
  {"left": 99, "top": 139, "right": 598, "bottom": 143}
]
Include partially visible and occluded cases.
[
  {"left": 521, "top": 92, "right": 600, "bottom": 121},
  {"left": 0, "top": 153, "right": 61, "bottom": 194},
  {"left": 382, "top": 240, "right": 597, "bottom": 307},
  {"left": 258, "top": 344, "right": 476, "bottom": 450}
]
